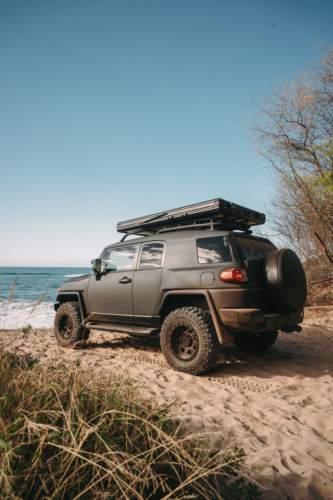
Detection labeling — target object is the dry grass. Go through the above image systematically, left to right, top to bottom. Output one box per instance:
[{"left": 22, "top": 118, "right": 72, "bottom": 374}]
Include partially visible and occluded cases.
[
  {"left": 2, "top": 279, "right": 17, "bottom": 330},
  {"left": 305, "top": 279, "right": 333, "bottom": 308},
  {"left": 26, "top": 291, "right": 49, "bottom": 321},
  {"left": 0, "top": 353, "right": 261, "bottom": 500}
]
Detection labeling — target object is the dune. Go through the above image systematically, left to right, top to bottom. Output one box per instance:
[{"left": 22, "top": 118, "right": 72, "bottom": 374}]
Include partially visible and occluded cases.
[{"left": 1, "top": 307, "right": 333, "bottom": 499}]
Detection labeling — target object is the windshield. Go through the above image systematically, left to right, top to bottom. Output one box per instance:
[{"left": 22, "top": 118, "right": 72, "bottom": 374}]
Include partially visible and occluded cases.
[{"left": 236, "top": 237, "right": 276, "bottom": 261}]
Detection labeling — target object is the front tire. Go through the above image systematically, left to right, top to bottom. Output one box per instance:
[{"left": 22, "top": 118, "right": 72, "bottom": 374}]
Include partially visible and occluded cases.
[
  {"left": 54, "top": 302, "right": 90, "bottom": 348},
  {"left": 160, "top": 307, "right": 220, "bottom": 375},
  {"left": 233, "top": 330, "right": 278, "bottom": 352}
]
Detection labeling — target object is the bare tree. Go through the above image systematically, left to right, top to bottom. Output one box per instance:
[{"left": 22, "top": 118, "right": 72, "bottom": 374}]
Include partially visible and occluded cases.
[{"left": 248, "top": 43, "right": 333, "bottom": 268}]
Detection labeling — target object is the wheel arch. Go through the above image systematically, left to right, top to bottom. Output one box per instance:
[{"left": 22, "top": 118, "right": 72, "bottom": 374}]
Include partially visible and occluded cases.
[
  {"left": 158, "top": 290, "right": 235, "bottom": 344},
  {"left": 55, "top": 292, "right": 87, "bottom": 323}
]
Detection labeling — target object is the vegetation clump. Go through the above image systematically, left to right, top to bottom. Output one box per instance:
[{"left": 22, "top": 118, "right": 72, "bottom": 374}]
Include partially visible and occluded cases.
[
  {"left": 248, "top": 42, "right": 333, "bottom": 269},
  {"left": 0, "top": 352, "right": 260, "bottom": 499}
]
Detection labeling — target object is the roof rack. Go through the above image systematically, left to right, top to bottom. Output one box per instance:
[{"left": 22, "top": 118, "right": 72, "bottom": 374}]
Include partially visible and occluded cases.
[{"left": 117, "top": 198, "right": 265, "bottom": 235}]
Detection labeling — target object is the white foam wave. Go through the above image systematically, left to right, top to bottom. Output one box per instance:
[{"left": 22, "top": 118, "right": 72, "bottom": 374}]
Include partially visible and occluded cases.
[
  {"left": 64, "top": 274, "right": 81, "bottom": 278},
  {"left": 0, "top": 299, "right": 55, "bottom": 329}
]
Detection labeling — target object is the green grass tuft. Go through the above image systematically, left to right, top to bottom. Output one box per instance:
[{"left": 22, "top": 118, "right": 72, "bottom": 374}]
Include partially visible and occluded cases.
[{"left": 0, "top": 353, "right": 261, "bottom": 499}]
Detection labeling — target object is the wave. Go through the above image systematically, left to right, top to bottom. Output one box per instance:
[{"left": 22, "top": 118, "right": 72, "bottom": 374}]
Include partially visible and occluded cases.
[
  {"left": 0, "top": 272, "right": 63, "bottom": 276},
  {"left": 0, "top": 272, "right": 89, "bottom": 277},
  {"left": 64, "top": 275, "right": 83, "bottom": 278},
  {"left": 0, "top": 299, "right": 55, "bottom": 329}
]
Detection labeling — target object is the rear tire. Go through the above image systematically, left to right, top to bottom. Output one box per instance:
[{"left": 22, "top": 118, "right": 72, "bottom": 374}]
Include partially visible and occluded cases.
[
  {"left": 54, "top": 302, "right": 90, "bottom": 348},
  {"left": 160, "top": 307, "right": 220, "bottom": 375},
  {"left": 233, "top": 330, "right": 278, "bottom": 352}
]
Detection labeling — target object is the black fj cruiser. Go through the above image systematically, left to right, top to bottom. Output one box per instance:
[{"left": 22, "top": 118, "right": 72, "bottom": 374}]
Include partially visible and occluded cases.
[{"left": 54, "top": 199, "right": 307, "bottom": 375}]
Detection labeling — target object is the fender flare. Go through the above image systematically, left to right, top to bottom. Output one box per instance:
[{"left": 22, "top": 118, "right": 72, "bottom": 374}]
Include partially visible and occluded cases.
[
  {"left": 158, "top": 290, "right": 235, "bottom": 344},
  {"left": 55, "top": 292, "right": 87, "bottom": 323}
]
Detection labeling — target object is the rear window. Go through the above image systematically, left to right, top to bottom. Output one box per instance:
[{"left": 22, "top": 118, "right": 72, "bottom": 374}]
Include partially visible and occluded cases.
[
  {"left": 196, "top": 236, "right": 239, "bottom": 264},
  {"left": 236, "top": 237, "right": 276, "bottom": 261}
]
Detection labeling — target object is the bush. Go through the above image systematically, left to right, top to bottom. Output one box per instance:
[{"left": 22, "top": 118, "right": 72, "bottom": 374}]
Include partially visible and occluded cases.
[{"left": 0, "top": 353, "right": 261, "bottom": 499}]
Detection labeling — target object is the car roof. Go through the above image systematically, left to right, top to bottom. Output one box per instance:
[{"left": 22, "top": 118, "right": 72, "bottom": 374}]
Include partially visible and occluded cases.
[{"left": 104, "top": 229, "right": 234, "bottom": 249}]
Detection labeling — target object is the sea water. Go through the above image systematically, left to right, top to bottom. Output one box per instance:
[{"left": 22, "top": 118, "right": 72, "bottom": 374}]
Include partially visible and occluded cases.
[{"left": 0, "top": 267, "right": 91, "bottom": 329}]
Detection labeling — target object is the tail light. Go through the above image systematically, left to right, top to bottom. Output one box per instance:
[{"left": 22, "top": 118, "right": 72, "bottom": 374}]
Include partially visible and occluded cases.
[{"left": 220, "top": 268, "right": 248, "bottom": 282}]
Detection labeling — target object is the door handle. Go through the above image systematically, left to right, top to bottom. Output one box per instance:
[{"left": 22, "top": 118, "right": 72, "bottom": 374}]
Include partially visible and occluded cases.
[{"left": 119, "top": 277, "right": 131, "bottom": 284}]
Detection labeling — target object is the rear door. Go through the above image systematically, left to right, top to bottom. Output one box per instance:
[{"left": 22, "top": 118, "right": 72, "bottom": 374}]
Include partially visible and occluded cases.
[
  {"left": 233, "top": 235, "right": 277, "bottom": 287},
  {"left": 133, "top": 241, "right": 165, "bottom": 324},
  {"left": 88, "top": 244, "right": 140, "bottom": 323}
]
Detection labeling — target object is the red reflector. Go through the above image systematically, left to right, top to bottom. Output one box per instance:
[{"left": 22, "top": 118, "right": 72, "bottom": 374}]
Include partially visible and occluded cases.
[
  {"left": 220, "top": 268, "right": 248, "bottom": 282},
  {"left": 58, "top": 287, "right": 61, "bottom": 293},
  {"left": 268, "top": 324, "right": 275, "bottom": 328}
]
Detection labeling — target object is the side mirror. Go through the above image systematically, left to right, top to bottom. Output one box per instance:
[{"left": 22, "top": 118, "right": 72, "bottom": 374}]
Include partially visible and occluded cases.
[{"left": 91, "top": 258, "right": 101, "bottom": 274}]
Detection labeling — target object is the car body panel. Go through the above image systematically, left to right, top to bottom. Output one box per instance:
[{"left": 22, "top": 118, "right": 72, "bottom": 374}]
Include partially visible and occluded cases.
[
  {"left": 55, "top": 228, "right": 304, "bottom": 342},
  {"left": 133, "top": 268, "right": 163, "bottom": 321},
  {"left": 87, "top": 270, "right": 135, "bottom": 322}
]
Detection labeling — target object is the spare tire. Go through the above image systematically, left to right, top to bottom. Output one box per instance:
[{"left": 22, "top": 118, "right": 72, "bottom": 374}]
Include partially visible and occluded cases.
[{"left": 265, "top": 249, "right": 307, "bottom": 314}]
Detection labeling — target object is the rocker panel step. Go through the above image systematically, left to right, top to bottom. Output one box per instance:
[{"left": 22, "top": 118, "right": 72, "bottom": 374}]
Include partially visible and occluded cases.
[{"left": 85, "top": 322, "right": 159, "bottom": 336}]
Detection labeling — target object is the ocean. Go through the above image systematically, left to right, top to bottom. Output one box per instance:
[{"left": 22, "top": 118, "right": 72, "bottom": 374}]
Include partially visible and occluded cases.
[{"left": 0, "top": 267, "right": 91, "bottom": 329}]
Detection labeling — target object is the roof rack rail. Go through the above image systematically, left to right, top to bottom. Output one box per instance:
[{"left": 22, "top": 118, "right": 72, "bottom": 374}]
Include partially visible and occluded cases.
[
  {"left": 117, "top": 198, "right": 265, "bottom": 235},
  {"left": 156, "top": 221, "right": 252, "bottom": 235},
  {"left": 157, "top": 221, "right": 219, "bottom": 234},
  {"left": 119, "top": 232, "right": 148, "bottom": 242}
]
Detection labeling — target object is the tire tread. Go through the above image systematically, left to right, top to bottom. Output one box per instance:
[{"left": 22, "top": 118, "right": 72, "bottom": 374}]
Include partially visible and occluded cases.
[
  {"left": 54, "top": 302, "right": 90, "bottom": 347},
  {"left": 160, "top": 307, "right": 220, "bottom": 375}
]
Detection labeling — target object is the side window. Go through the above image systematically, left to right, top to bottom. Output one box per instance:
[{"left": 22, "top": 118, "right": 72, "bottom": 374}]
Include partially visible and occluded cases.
[
  {"left": 196, "top": 236, "right": 239, "bottom": 264},
  {"left": 235, "top": 237, "right": 276, "bottom": 261},
  {"left": 139, "top": 242, "right": 164, "bottom": 269},
  {"left": 101, "top": 245, "right": 138, "bottom": 271}
]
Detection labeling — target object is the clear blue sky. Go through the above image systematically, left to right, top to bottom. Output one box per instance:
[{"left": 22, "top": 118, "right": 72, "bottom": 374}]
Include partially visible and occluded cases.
[{"left": 1, "top": 0, "right": 332, "bottom": 266}]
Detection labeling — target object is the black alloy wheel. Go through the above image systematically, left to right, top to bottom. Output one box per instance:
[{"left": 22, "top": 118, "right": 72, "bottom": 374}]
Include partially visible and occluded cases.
[
  {"left": 54, "top": 302, "right": 90, "bottom": 348},
  {"left": 160, "top": 307, "right": 220, "bottom": 375},
  {"left": 59, "top": 315, "right": 73, "bottom": 340},
  {"left": 170, "top": 322, "right": 199, "bottom": 361}
]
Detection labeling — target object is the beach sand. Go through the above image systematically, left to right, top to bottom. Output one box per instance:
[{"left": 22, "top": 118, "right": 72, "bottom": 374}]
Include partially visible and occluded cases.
[{"left": 1, "top": 307, "right": 333, "bottom": 500}]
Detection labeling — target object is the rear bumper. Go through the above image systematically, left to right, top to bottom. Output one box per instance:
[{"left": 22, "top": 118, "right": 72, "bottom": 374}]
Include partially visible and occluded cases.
[{"left": 219, "top": 308, "right": 303, "bottom": 333}]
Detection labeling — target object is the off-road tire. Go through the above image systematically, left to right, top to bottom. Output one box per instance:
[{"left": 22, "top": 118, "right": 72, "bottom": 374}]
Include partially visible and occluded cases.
[
  {"left": 54, "top": 302, "right": 90, "bottom": 348},
  {"left": 160, "top": 307, "right": 220, "bottom": 375},
  {"left": 233, "top": 330, "right": 278, "bottom": 352}
]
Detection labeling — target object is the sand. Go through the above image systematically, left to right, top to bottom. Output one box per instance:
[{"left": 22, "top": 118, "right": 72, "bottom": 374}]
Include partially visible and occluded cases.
[{"left": 1, "top": 307, "right": 333, "bottom": 500}]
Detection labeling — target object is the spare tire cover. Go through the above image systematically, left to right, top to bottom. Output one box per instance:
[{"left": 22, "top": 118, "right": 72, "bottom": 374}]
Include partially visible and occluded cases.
[{"left": 265, "top": 249, "right": 307, "bottom": 314}]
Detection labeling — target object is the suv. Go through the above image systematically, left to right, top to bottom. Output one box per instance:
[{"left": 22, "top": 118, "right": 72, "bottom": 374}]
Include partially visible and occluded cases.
[{"left": 54, "top": 199, "right": 307, "bottom": 375}]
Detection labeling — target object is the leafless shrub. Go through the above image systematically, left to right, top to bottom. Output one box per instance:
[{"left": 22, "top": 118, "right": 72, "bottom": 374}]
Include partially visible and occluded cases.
[{"left": 247, "top": 42, "right": 333, "bottom": 266}]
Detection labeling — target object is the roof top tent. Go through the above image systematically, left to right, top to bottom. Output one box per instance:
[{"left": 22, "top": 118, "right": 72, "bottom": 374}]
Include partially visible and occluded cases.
[{"left": 117, "top": 198, "right": 266, "bottom": 236}]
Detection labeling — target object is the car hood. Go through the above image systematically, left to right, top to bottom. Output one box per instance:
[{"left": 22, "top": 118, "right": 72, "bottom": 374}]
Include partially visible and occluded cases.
[
  {"left": 60, "top": 274, "right": 91, "bottom": 292},
  {"left": 63, "top": 274, "right": 90, "bottom": 284}
]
